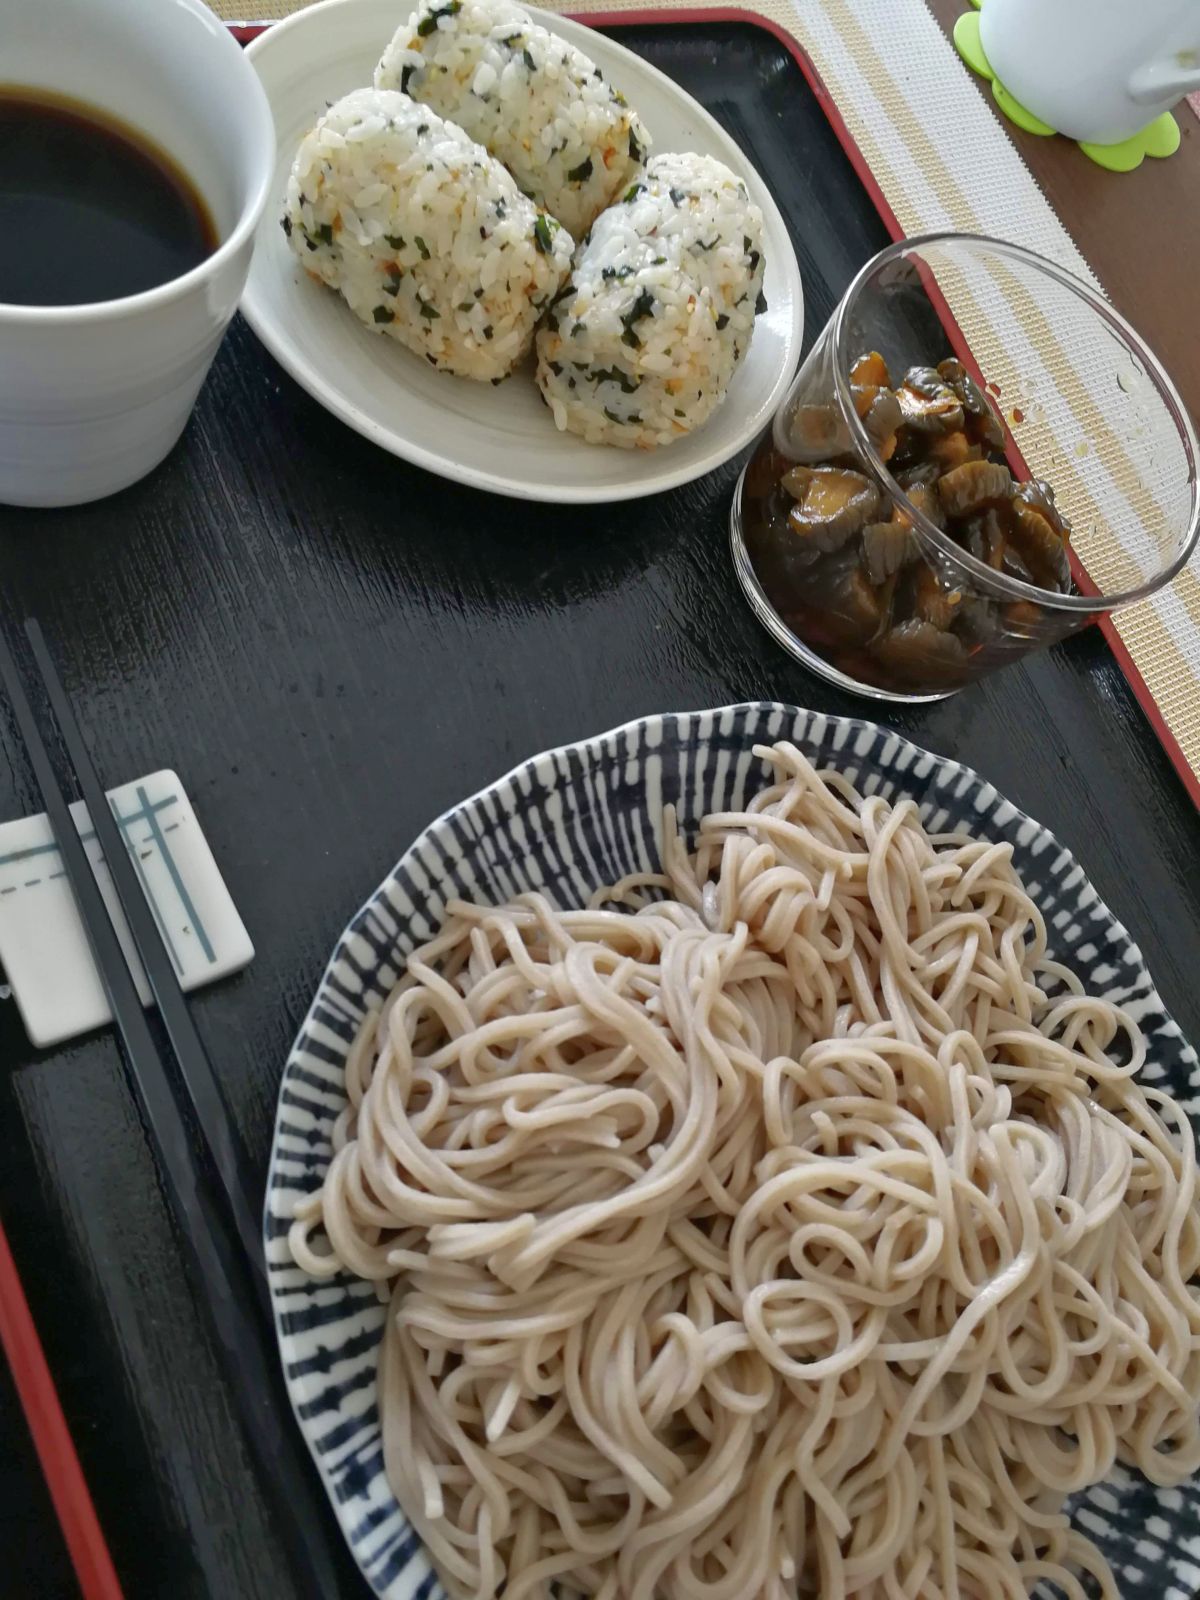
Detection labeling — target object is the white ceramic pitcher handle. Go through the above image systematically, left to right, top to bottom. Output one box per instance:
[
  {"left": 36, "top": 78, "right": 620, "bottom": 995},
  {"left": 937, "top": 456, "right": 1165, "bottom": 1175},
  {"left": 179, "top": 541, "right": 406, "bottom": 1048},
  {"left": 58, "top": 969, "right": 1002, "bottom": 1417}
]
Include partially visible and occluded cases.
[{"left": 1129, "top": 51, "right": 1200, "bottom": 104}]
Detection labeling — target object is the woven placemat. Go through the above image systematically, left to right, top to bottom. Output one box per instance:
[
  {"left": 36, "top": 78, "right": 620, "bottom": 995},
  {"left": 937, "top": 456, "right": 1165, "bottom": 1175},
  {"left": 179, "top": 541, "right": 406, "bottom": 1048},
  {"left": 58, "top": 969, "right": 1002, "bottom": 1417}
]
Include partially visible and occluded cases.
[{"left": 212, "top": 0, "right": 1200, "bottom": 804}]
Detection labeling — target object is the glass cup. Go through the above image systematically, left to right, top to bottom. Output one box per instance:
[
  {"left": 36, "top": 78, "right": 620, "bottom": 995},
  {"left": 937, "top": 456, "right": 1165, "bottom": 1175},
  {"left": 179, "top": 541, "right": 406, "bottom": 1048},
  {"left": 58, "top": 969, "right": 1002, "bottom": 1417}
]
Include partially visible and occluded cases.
[{"left": 730, "top": 232, "right": 1200, "bottom": 701}]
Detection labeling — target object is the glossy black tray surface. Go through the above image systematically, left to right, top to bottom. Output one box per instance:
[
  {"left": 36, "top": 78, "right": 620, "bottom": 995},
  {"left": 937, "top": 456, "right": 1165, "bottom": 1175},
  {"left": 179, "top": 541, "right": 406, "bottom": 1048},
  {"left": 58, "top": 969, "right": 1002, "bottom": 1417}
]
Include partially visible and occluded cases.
[{"left": 2, "top": 19, "right": 1199, "bottom": 1599}]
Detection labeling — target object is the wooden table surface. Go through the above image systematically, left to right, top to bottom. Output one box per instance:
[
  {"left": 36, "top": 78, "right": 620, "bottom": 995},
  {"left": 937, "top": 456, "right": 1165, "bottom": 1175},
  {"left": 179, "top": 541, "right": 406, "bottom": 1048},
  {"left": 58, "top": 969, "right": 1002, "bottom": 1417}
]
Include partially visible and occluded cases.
[
  {"left": 927, "top": 0, "right": 1200, "bottom": 425},
  {"left": 1, "top": 14, "right": 1199, "bottom": 1600}
]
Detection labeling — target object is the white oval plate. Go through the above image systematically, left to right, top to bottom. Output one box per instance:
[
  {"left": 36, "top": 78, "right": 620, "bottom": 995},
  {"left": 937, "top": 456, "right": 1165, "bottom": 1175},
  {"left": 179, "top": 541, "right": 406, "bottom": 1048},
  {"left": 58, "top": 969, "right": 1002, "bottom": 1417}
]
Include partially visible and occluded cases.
[{"left": 241, "top": 0, "right": 803, "bottom": 502}]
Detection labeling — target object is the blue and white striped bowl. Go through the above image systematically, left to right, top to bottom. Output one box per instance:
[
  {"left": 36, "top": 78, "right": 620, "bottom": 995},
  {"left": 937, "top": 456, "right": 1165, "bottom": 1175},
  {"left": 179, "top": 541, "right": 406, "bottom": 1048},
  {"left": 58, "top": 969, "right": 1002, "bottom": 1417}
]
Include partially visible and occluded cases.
[{"left": 265, "top": 703, "right": 1200, "bottom": 1600}]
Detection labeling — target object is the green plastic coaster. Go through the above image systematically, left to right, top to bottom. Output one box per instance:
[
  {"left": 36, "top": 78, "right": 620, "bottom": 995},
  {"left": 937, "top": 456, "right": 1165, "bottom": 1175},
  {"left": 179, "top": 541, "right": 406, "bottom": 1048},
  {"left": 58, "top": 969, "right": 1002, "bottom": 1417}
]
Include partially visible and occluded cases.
[
  {"left": 953, "top": 3, "right": 1181, "bottom": 171},
  {"left": 953, "top": 11, "right": 1054, "bottom": 135},
  {"left": 1080, "top": 113, "right": 1181, "bottom": 172}
]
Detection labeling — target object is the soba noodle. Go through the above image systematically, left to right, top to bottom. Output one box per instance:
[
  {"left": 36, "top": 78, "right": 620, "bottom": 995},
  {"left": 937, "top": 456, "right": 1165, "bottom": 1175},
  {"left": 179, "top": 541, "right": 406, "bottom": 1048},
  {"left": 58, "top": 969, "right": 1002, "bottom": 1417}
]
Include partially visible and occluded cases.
[{"left": 290, "top": 741, "right": 1200, "bottom": 1599}]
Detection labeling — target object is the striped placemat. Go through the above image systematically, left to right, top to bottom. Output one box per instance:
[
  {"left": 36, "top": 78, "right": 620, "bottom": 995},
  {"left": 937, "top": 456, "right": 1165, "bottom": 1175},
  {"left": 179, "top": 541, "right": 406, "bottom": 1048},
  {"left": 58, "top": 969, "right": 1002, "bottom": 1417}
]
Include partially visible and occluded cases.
[{"left": 213, "top": 0, "right": 1200, "bottom": 806}]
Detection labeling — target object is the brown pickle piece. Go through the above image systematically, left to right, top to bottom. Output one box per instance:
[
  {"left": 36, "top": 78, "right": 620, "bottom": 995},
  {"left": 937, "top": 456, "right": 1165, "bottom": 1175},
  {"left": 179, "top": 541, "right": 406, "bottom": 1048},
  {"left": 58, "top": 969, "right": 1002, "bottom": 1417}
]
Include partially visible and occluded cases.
[
  {"left": 850, "top": 350, "right": 891, "bottom": 388},
  {"left": 935, "top": 358, "right": 983, "bottom": 411},
  {"left": 936, "top": 358, "right": 1005, "bottom": 450},
  {"left": 903, "top": 365, "right": 957, "bottom": 399},
  {"left": 896, "top": 367, "right": 965, "bottom": 434},
  {"left": 859, "top": 389, "right": 902, "bottom": 461},
  {"left": 970, "top": 399, "right": 1006, "bottom": 451},
  {"left": 785, "top": 403, "right": 851, "bottom": 462},
  {"left": 886, "top": 428, "right": 925, "bottom": 474},
  {"left": 927, "top": 430, "right": 983, "bottom": 470},
  {"left": 741, "top": 441, "right": 791, "bottom": 505},
  {"left": 937, "top": 460, "right": 1012, "bottom": 518},
  {"left": 896, "top": 461, "right": 940, "bottom": 492},
  {"left": 782, "top": 465, "right": 880, "bottom": 551},
  {"left": 1014, "top": 478, "right": 1072, "bottom": 542},
  {"left": 901, "top": 480, "right": 946, "bottom": 531},
  {"left": 1044, "top": 481, "right": 1070, "bottom": 539},
  {"left": 1009, "top": 498, "right": 1071, "bottom": 591},
  {"left": 783, "top": 505, "right": 857, "bottom": 556},
  {"left": 960, "top": 507, "right": 1006, "bottom": 568},
  {"left": 747, "top": 510, "right": 825, "bottom": 609},
  {"left": 862, "top": 521, "right": 916, "bottom": 586},
  {"left": 1002, "top": 542, "right": 1036, "bottom": 585},
  {"left": 795, "top": 547, "right": 885, "bottom": 644},
  {"left": 911, "top": 564, "right": 964, "bottom": 630},
  {"left": 954, "top": 596, "right": 1001, "bottom": 646},
  {"left": 1003, "top": 599, "right": 1044, "bottom": 635},
  {"left": 871, "top": 619, "right": 970, "bottom": 688}
]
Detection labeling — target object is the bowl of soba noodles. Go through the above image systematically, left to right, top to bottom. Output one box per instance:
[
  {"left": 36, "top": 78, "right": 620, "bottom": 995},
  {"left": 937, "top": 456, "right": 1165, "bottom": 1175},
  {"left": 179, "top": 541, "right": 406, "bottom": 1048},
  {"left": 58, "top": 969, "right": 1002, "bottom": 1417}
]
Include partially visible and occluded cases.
[{"left": 265, "top": 701, "right": 1200, "bottom": 1600}]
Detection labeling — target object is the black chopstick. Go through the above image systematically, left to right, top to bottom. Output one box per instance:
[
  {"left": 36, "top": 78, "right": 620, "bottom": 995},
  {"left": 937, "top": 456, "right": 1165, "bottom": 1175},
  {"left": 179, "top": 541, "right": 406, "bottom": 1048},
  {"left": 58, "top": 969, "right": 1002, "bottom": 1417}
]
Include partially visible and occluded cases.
[
  {"left": 23, "top": 620, "right": 269, "bottom": 1317},
  {"left": 0, "top": 623, "right": 343, "bottom": 1600}
]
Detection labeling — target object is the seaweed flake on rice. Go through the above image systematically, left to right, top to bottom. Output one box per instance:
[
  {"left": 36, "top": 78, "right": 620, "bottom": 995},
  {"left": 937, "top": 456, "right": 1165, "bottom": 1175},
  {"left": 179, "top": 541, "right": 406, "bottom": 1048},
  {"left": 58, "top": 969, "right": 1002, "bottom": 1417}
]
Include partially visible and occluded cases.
[
  {"left": 375, "top": 0, "right": 651, "bottom": 240},
  {"left": 283, "top": 87, "right": 573, "bottom": 382},
  {"left": 534, "top": 151, "right": 766, "bottom": 449}
]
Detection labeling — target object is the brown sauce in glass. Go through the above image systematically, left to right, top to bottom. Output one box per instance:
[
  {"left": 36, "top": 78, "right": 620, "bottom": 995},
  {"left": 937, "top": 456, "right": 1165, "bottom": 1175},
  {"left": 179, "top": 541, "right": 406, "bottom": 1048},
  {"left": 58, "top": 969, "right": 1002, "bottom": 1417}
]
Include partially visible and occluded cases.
[{"left": 0, "top": 87, "right": 217, "bottom": 307}]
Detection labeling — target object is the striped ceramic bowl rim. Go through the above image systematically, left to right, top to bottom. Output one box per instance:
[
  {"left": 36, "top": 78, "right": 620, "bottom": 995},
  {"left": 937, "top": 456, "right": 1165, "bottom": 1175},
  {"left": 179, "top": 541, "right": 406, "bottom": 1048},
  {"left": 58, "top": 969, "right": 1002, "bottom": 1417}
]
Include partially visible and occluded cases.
[{"left": 264, "top": 702, "right": 1200, "bottom": 1600}]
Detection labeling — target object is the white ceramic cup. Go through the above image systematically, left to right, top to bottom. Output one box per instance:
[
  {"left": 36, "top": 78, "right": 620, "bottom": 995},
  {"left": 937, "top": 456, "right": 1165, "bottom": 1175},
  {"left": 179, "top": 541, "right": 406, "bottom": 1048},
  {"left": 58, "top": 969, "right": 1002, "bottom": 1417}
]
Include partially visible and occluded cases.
[
  {"left": 0, "top": 0, "right": 274, "bottom": 507},
  {"left": 980, "top": 0, "right": 1200, "bottom": 146}
]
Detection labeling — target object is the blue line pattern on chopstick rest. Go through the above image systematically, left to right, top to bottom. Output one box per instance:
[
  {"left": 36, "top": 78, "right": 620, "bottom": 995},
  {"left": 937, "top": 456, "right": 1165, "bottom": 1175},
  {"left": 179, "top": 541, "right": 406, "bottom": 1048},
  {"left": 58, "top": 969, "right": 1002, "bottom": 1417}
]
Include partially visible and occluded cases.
[
  {"left": 135, "top": 783, "right": 215, "bottom": 964},
  {"left": 0, "top": 793, "right": 176, "bottom": 870},
  {"left": 111, "top": 797, "right": 185, "bottom": 978}
]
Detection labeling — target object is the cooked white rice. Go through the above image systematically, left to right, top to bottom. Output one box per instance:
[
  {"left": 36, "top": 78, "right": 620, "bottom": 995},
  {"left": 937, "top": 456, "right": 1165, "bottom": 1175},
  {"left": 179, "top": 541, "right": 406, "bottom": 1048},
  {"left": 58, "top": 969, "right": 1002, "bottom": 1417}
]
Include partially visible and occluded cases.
[
  {"left": 375, "top": 0, "right": 651, "bottom": 240},
  {"left": 283, "top": 87, "right": 573, "bottom": 382},
  {"left": 534, "top": 152, "right": 767, "bottom": 449}
]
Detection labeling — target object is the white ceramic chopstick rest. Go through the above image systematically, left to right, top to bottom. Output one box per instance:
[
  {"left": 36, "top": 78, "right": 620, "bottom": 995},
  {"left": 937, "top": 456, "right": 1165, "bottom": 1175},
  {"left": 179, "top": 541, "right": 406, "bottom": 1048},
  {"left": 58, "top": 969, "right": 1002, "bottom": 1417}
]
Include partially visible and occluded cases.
[{"left": 0, "top": 769, "right": 253, "bottom": 1047}]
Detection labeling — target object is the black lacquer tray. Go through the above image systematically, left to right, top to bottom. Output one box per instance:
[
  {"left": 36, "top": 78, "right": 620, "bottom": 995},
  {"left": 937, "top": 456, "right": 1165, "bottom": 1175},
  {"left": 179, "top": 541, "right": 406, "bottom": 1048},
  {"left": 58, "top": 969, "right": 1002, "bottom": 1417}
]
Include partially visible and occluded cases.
[{"left": 2, "top": 17, "right": 1199, "bottom": 1598}]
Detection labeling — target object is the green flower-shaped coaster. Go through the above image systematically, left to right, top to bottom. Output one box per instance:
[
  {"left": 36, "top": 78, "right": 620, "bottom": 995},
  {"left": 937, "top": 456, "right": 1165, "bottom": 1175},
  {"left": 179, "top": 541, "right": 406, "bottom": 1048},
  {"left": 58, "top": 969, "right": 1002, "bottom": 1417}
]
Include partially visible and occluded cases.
[
  {"left": 953, "top": 3, "right": 1181, "bottom": 171},
  {"left": 1080, "top": 113, "right": 1180, "bottom": 174}
]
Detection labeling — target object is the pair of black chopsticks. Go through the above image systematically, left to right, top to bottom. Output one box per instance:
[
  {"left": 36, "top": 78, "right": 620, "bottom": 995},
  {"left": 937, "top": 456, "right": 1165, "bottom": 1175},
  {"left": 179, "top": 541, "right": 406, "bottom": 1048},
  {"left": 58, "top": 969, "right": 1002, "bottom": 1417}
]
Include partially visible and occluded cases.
[{"left": 0, "top": 620, "right": 343, "bottom": 1599}]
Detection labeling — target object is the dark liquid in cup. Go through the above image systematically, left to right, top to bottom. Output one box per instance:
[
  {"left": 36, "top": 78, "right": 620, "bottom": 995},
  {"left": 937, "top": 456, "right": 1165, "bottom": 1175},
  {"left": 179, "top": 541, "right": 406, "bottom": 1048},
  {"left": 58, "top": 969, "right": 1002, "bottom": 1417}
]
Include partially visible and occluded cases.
[{"left": 0, "top": 87, "right": 217, "bottom": 307}]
